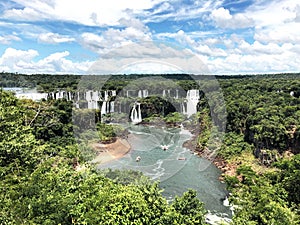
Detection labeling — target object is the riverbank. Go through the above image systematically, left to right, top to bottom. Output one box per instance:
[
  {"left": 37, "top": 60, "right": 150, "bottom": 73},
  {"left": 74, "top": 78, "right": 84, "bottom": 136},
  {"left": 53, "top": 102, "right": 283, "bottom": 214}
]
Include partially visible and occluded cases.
[
  {"left": 183, "top": 132, "right": 237, "bottom": 181},
  {"left": 90, "top": 138, "right": 131, "bottom": 164}
]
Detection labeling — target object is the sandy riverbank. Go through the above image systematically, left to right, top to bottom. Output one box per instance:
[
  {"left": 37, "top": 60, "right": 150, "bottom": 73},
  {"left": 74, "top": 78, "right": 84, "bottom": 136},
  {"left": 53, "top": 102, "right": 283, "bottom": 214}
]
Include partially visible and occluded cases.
[{"left": 90, "top": 138, "right": 131, "bottom": 164}]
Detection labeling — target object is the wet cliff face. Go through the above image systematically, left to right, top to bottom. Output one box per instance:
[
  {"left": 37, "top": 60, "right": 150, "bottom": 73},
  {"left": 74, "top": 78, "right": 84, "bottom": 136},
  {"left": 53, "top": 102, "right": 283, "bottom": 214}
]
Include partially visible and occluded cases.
[{"left": 140, "top": 96, "right": 177, "bottom": 118}]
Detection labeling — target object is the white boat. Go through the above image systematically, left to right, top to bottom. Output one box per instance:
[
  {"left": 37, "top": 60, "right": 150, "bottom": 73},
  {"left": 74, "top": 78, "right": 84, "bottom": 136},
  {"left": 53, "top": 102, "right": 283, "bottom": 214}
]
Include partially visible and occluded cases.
[
  {"left": 161, "top": 145, "right": 169, "bottom": 150},
  {"left": 136, "top": 156, "right": 141, "bottom": 162}
]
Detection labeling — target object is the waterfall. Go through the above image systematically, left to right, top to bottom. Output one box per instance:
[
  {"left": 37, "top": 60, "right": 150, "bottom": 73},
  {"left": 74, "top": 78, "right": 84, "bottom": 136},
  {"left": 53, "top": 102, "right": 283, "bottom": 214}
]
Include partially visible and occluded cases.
[
  {"left": 175, "top": 89, "right": 179, "bottom": 99},
  {"left": 138, "top": 90, "right": 142, "bottom": 98},
  {"left": 138, "top": 90, "right": 148, "bottom": 98},
  {"left": 143, "top": 90, "right": 148, "bottom": 98},
  {"left": 186, "top": 90, "right": 199, "bottom": 117},
  {"left": 187, "top": 90, "right": 199, "bottom": 100},
  {"left": 86, "top": 91, "right": 92, "bottom": 101},
  {"left": 92, "top": 91, "right": 99, "bottom": 101},
  {"left": 104, "top": 91, "right": 108, "bottom": 101},
  {"left": 87, "top": 101, "right": 92, "bottom": 109},
  {"left": 94, "top": 101, "right": 99, "bottom": 109},
  {"left": 101, "top": 101, "right": 107, "bottom": 114},
  {"left": 110, "top": 101, "right": 115, "bottom": 113},
  {"left": 131, "top": 102, "right": 142, "bottom": 124},
  {"left": 181, "top": 102, "right": 187, "bottom": 115}
]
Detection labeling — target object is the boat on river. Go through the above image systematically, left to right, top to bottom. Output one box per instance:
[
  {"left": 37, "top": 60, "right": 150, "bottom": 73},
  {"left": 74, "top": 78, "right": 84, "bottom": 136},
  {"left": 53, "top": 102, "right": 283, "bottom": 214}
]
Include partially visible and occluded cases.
[
  {"left": 161, "top": 145, "right": 169, "bottom": 150},
  {"left": 136, "top": 156, "right": 141, "bottom": 162}
]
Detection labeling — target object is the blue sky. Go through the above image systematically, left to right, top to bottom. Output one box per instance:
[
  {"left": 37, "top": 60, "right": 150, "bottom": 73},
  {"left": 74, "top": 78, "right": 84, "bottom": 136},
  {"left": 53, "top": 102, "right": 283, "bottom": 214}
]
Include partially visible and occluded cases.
[{"left": 0, "top": 0, "right": 299, "bottom": 75}]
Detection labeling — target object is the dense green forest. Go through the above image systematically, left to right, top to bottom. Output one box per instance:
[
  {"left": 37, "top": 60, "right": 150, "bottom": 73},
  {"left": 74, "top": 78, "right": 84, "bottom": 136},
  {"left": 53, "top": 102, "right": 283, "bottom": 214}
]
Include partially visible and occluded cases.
[{"left": 0, "top": 72, "right": 300, "bottom": 224}]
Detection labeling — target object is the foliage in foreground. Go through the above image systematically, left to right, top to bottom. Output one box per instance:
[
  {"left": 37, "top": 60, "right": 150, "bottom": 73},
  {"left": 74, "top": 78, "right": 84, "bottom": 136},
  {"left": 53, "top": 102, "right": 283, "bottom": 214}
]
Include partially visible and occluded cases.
[
  {"left": 0, "top": 89, "right": 206, "bottom": 224},
  {"left": 225, "top": 165, "right": 299, "bottom": 225}
]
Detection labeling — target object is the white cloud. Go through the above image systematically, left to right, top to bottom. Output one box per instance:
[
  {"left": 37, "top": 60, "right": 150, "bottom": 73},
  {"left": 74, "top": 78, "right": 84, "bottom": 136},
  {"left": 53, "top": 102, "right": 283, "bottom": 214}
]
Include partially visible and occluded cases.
[
  {"left": 1, "top": 0, "right": 299, "bottom": 75},
  {"left": 3, "top": 0, "right": 164, "bottom": 26},
  {"left": 143, "top": 0, "right": 223, "bottom": 23},
  {"left": 245, "top": 0, "right": 298, "bottom": 28},
  {"left": 237, "top": 1, "right": 300, "bottom": 45},
  {"left": 295, "top": 5, "right": 300, "bottom": 22},
  {"left": 2, "top": 7, "right": 49, "bottom": 21},
  {"left": 210, "top": 7, "right": 254, "bottom": 29},
  {"left": 118, "top": 17, "right": 148, "bottom": 31},
  {"left": 81, "top": 19, "right": 152, "bottom": 55},
  {"left": 254, "top": 22, "right": 300, "bottom": 44},
  {"left": 157, "top": 30, "right": 227, "bottom": 57},
  {"left": 38, "top": 32, "right": 75, "bottom": 44},
  {"left": 0, "top": 34, "right": 21, "bottom": 44},
  {"left": 237, "top": 40, "right": 284, "bottom": 55},
  {"left": 88, "top": 41, "right": 209, "bottom": 74},
  {"left": 195, "top": 44, "right": 227, "bottom": 57},
  {"left": 205, "top": 44, "right": 300, "bottom": 74},
  {"left": 0, "top": 48, "right": 93, "bottom": 74},
  {"left": 0, "top": 48, "right": 39, "bottom": 70}
]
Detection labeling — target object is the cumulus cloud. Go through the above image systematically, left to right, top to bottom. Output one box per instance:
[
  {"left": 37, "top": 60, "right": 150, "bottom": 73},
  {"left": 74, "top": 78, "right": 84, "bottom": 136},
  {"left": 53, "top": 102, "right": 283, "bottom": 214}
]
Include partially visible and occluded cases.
[
  {"left": 245, "top": 0, "right": 298, "bottom": 28},
  {"left": 210, "top": 7, "right": 254, "bottom": 29},
  {"left": 118, "top": 17, "right": 148, "bottom": 31},
  {"left": 81, "top": 18, "right": 152, "bottom": 55},
  {"left": 254, "top": 22, "right": 300, "bottom": 44},
  {"left": 38, "top": 32, "right": 75, "bottom": 44},
  {"left": 238, "top": 40, "right": 285, "bottom": 55},
  {"left": 88, "top": 41, "right": 209, "bottom": 75},
  {"left": 204, "top": 41, "right": 300, "bottom": 75},
  {"left": 195, "top": 44, "right": 227, "bottom": 57},
  {"left": 0, "top": 48, "right": 93, "bottom": 74},
  {"left": 0, "top": 48, "right": 39, "bottom": 71},
  {"left": 208, "top": 51, "right": 300, "bottom": 75}
]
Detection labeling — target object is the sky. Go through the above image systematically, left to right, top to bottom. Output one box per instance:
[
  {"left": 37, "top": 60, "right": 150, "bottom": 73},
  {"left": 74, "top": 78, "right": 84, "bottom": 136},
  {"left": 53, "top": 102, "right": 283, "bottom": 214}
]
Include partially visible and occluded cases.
[{"left": 0, "top": 0, "right": 300, "bottom": 75}]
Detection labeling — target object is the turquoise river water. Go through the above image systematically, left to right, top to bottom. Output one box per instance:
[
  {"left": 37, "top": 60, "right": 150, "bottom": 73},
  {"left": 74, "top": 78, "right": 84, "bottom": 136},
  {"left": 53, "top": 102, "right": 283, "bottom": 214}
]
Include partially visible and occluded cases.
[{"left": 97, "top": 124, "right": 232, "bottom": 219}]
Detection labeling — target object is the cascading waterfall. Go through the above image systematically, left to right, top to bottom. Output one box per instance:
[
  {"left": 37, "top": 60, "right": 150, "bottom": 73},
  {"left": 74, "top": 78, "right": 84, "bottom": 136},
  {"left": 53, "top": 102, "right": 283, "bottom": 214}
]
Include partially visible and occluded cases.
[
  {"left": 47, "top": 88, "right": 200, "bottom": 116},
  {"left": 104, "top": 90, "right": 108, "bottom": 101},
  {"left": 138, "top": 90, "right": 149, "bottom": 98},
  {"left": 143, "top": 90, "right": 148, "bottom": 98},
  {"left": 186, "top": 90, "right": 199, "bottom": 117},
  {"left": 101, "top": 101, "right": 107, "bottom": 114},
  {"left": 110, "top": 101, "right": 115, "bottom": 113},
  {"left": 131, "top": 102, "right": 142, "bottom": 124},
  {"left": 181, "top": 102, "right": 187, "bottom": 115}
]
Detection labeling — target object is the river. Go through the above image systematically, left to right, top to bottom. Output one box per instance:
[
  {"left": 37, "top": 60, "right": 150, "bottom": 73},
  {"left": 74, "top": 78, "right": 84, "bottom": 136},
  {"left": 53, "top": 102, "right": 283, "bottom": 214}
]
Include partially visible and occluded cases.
[{"left": 97, "top": 124, "right": 232, "bottom": 222}]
